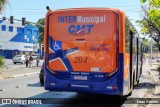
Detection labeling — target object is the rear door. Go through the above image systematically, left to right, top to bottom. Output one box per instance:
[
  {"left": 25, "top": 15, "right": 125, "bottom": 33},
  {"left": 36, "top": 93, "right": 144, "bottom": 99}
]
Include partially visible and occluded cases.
[{"left": 47, "top": 9, "right": 118, "bottom": 73}]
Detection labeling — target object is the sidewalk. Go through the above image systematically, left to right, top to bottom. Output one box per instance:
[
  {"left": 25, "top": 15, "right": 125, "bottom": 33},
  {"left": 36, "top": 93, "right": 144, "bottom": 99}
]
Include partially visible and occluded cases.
[
  {"left": 0, "top": 59, "right": 43, "bottom": 79},
  {"left": 123, "top": 61, "right": 160, "bottom": 107},
  {"left": 142, "top": 62, "right": 160, "bottom": 107},
  {"left": 148, "top": 63, "right": 160, "bottom": 97},
  {"left": 151, "top": 65, "right": 160, "bottom": 97},
  {"left": 0, "top": 66, "right": 40, "bottom": 79}
]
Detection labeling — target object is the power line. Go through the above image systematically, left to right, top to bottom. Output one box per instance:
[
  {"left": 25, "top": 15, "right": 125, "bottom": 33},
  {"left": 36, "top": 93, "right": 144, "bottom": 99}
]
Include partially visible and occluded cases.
[
  {"left": 3, "top": 5, "right": 142, "bottom": 12},
  {"left": 4, "top": 5, "right": 141, "bottom": 11},
  {"left": 3, "top": 8, "right": 141, "bottom": 12},
  {"left": 3, "top": 8, "right": 141, "bottom": 13},
  {"left": 0, "top": 18, "right": 44, "bottom": 27}
]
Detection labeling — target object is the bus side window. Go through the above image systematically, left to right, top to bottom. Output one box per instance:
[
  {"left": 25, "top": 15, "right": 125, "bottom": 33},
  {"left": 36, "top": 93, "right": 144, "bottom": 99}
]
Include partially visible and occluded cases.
[{"left": 125, "top": 19, "right": 130, "bottom": 53}]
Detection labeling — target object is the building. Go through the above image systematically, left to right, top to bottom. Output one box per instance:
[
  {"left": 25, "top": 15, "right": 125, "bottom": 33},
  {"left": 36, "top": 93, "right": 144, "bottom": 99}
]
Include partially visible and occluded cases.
[{"left": 0, "top": 20, "right": 39, "bottom": 59}]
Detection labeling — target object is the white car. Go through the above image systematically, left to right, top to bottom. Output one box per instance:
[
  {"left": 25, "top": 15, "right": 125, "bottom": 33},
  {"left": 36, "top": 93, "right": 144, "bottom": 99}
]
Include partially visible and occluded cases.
[
  {"left": 32, "top": 54, "right": 39, "bottom": 60},
  {"left": 12, "top": 55, "right": 26, "bottom": 64}
]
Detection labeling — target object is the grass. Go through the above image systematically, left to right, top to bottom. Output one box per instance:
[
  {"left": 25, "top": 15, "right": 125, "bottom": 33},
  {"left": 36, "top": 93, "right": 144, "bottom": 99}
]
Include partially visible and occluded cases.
[{"left": 0, "top": 56, "right": 5, "bottom": 68}]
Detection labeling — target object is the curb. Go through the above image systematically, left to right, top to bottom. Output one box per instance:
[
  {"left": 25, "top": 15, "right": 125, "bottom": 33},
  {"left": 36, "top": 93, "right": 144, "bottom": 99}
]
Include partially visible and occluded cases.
[
  {"left": 0, "top": 72, "right": 39, "bottom": 80},
  {"left": 11, "top": 72, "right": 39, "bottom": 77}
]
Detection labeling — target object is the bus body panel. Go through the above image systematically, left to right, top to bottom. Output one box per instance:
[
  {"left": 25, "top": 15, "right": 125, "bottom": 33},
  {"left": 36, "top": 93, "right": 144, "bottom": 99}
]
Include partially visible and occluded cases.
[
  {"left": 44, "top": 8, "right": 142, "bottom": 96},
  {"left": 47, "top": 10, "right": 118, "bottom": 73},
  {"left": 45, "top": 53, "right": 124, "bottom": 95}
]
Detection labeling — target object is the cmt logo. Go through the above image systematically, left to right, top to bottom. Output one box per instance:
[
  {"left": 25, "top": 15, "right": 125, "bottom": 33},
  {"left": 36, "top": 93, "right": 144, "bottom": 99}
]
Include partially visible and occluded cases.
[{"left": 68, "top": 24, "right": 94, "bottom": 34}]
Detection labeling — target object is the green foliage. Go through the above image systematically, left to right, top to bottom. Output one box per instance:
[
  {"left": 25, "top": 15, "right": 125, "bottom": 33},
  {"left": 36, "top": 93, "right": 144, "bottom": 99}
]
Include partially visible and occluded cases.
[
  {"left": 0, "top": 0, "right": 7, "bottom": 13},
  {"left": 138, "top": 0, "right": 160, "bottom": 51},
  {"left": 140, "top": 0, "right": 147, "bottom": 3},
  {"left": 140, "top": 0, "right": 160, "bottom": 7},
  {"left": 149, "top": 0, "right": 160, "bottom": 7},
  {"left": 149, "top": 9, "right": 160, "bottom": 27},
  {"left": 36, "top": 18, "right": 45, "bottom": 44},
  {"left": 142, "top": 37, "right": 150, "bottom": 53},
  {"left": 0, "top": 56, "right": 5, "bottom": 68},
  {"left": 157, "top": 64, "right": 160, "bottom": 75}
]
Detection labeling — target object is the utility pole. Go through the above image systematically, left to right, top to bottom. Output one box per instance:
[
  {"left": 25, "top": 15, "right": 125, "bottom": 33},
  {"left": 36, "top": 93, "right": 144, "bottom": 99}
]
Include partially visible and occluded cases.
[{"left": 150, "top": 34, "right": 153, "bottom": 67}]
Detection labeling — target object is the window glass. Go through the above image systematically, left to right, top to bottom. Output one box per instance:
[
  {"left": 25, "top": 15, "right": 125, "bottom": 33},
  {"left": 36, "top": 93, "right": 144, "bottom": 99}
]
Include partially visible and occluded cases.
[
  {"left": 125, "top": 19, "right": 130, "bottom": 53},
  {"left": 2, "top": 25, "right": 6, "bottom": 31},
  {"left": 9, "top": 26, "right": 13, "bottom": 32},
  {"left": 17, "top": 27, "right": 24, "bottom": 33},
  {"left": 26, "top": 29, "right": 32, "bottom": 35},
  {"left": 34, "top": 30, "right": 38, "bottom": 35}
]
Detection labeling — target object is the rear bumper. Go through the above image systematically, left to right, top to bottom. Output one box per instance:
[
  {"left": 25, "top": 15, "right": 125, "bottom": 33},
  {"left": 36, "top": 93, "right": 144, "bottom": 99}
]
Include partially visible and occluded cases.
[
  {"left": 13, "top": 60, "right": 23, "bottom": 63},
  {"left": 44, "top": 69, "right": 123, "bottom": 96}
]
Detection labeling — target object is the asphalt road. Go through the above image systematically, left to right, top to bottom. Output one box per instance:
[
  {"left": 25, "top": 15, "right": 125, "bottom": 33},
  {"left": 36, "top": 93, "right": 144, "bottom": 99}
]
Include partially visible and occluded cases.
[
  {"left": 0, "top": 60, "right": 158, "bottom": 107},
  {"left": 0, "top": 74, "right": 124, "bottom": 107}
]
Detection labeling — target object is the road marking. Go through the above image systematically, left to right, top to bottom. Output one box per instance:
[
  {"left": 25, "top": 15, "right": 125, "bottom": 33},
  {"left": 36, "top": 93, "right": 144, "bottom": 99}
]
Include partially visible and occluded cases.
[{"left": 11, "top": 72, "right": 39, "bottom": 78}]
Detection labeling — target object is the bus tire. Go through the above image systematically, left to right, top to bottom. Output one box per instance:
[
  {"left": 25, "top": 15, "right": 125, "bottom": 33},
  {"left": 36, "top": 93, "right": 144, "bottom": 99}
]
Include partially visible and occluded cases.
[
  {"left": 133, "top": 72, "right": 135, "bottom": 88},
  {"left": 40, "top": 78, "right": 44, "bottom": 86},
  {"left": 118, "top": 95, "right": 126, "bottom": 104}
]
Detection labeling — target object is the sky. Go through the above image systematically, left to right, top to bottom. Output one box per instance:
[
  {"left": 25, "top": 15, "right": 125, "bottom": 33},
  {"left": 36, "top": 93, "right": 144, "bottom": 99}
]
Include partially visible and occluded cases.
[{"left": 0, "top": 0, "right": 144, "bottom": 33}]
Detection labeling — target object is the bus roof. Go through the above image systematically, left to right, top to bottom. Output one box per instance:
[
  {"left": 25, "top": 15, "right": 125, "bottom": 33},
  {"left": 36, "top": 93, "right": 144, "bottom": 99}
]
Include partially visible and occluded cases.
[{"left": 46, "top": 7, "right": 125, "bottom": 14}]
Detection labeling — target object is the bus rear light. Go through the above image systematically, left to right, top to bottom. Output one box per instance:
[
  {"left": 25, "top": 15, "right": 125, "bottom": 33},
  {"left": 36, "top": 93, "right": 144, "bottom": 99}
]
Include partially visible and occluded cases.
[
  {"left": 107, "top": 86, "right": 118, "bottom": 90},
  {"left": 112, "top": 86, "right": 118, "bottom": 90}
]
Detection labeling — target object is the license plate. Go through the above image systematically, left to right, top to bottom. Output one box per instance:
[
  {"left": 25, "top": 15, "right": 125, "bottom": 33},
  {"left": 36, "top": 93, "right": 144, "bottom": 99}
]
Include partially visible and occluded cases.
[{"left": 74, "top": 75, "right": 87, "bottom": 80}]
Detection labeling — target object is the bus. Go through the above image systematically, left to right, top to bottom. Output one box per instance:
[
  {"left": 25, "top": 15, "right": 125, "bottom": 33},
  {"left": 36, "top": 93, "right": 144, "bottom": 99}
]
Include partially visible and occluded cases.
[{"left": 44, "top": 8, "right": 143, "bottom": 97}]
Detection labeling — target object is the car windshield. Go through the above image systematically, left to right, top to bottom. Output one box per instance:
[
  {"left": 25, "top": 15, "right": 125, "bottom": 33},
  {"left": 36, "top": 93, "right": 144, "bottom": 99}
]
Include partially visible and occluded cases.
[{"left": 32, "top": 54, "right": 38, "bottom": 56}]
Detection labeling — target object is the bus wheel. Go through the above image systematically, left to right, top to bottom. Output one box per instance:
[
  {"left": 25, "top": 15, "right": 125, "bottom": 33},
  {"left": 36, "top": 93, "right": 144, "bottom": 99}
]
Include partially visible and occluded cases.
[
  {"left": 40, "top": 78, "right": 44, "bottom": 86},
  {"left": 118, "top": 95, "right": 126, "bottom": 104}
]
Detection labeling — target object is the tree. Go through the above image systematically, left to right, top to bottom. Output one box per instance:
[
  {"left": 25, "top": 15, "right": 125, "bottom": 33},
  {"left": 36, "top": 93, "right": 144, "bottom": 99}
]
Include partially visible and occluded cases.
[
  {"left": 0, "top": 0, "right": 7, "bottom": 13},
  {"left": 137, "top": 0, "right": 160, "bottom": 50},
  {"left": 36, "top": 18, "right": 45, "bottom": 44},
  {"left": 142, "top": 37, "right": 150, "bottom": 53},
  {"left": 0, "top": 56, "right": 5, "bottom": 68}
]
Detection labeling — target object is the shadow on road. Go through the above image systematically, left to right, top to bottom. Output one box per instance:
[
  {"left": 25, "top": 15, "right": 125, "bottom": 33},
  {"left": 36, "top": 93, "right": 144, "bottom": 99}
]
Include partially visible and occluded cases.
[
  {"left": 151, "top": 69, "right": 157, "bottom": 71},
  {"left": 135, "top": 82, "right": 155, "bottom": 89},
  {"left": 27, "top": 83, "right": 43, "bottom": 87},
  {"left": 0, "top": 91, "right": 127, "bottom": 107},
  {"left": 28, "top": 92, "right": 126, "bottom": 107},
  {"left": 57, "top": 93, "right": 126, "bottom": 107},
  {"left": 154, "top": 93, "right": 160, "bottom": 96}
]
